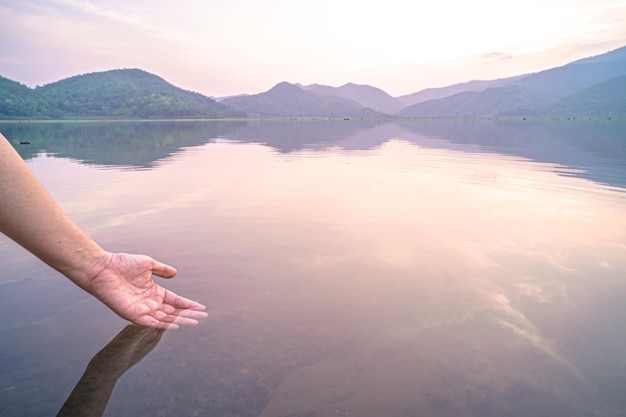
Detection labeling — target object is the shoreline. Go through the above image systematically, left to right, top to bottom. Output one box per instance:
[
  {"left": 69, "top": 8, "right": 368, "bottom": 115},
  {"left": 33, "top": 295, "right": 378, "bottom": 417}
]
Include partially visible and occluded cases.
[{"left": 0, "top": 115, "right": 624, "bottom": 124}]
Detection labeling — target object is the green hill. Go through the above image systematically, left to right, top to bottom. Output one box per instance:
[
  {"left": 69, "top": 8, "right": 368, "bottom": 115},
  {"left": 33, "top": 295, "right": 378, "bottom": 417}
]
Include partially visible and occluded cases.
[
  {"left": 0, "top": 69, "right": 243, "bottom": 119},
  {"left": 0, "top": 76, "right": 51, "bottom": 117}
]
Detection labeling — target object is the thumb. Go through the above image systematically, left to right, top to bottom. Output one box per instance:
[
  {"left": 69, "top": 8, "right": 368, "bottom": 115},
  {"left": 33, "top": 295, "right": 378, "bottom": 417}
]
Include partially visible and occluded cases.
[{"left": 150, "top": 259, "right": 177, "bottom": 279}]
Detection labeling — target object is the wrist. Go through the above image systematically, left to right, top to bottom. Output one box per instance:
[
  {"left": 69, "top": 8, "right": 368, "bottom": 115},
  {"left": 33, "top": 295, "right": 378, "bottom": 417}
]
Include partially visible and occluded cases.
[{"left": 65, "top": 246, "right": 113, "bottom": 292}]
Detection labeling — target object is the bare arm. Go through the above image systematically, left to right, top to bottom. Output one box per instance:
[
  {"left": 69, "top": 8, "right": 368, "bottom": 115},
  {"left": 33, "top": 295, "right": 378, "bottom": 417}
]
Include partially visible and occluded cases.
[
  {"left": 0, "top": 132, "right": 107, "bottom": 284},
  {"left": 0, "top": 133, "right": 206, "bottom": 329}
]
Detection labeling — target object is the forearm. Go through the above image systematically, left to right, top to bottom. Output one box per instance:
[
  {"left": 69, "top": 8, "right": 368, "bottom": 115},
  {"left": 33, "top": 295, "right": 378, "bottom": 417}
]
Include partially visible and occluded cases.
[
  {"left": 0, "top": 133, "right": 109, "bottom": 288},
  {"left": 2, "top": 134, "right": 205, "bottom": 328}
]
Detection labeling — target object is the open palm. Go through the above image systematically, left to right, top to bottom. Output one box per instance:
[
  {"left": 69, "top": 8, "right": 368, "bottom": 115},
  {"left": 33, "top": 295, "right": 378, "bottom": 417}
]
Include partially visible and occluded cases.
[{"left": 85, "top": 252, "right": 207, "bottom": 329}]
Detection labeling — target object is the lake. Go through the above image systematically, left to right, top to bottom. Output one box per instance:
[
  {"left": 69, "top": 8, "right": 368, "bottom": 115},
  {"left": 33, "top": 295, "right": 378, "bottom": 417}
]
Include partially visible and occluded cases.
[{"left": 1, "top": 119, "right": 625, "bottom": 417}]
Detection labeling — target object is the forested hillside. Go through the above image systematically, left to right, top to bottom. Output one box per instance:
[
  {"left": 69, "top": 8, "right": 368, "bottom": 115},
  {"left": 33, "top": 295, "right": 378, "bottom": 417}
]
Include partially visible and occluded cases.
[
  {"left": 0, "top": 69, "right": 243, "bottom": 119},
  {"left": 0, "top": 77, "right": 51, "bottom": 117}
]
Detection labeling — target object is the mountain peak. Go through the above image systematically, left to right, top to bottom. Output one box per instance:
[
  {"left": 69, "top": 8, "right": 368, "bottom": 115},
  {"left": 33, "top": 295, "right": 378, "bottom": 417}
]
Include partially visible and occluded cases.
[
  {"left": 221, "top": 81, "right": 381, "bottom": 118},
  {"left": 269, "top": 81, "right": 302, "bottom": 92},
  {"left": 332, "top": 83, "right": 404, "bottom": 114}
]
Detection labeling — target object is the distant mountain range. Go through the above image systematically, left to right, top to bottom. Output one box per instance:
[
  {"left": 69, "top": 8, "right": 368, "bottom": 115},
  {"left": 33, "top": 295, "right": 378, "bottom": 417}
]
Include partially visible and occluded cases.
[
  {"left": 1, "top": 45, "right": 625, "bottom": 119},
  {"left": 396, "top": 46, "right": 626, "bottom": 117},
  {"left": 220, "top": 82, "right": 383, "bottom": 118},
  {"left": 298, "top": 82, "right": 405, "bottom": 114}
]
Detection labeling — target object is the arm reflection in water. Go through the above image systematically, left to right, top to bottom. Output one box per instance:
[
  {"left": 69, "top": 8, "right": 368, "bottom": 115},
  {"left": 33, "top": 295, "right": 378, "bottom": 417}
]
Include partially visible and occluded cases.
[{"left": 57, "top": 325, "right": 165, "bottom": 417}]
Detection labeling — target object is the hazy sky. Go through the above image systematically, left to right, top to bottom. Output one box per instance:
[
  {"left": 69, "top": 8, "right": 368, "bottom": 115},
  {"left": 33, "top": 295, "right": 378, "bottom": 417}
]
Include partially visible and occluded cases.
[{"left": 1, "top": 0, "right": 626, "bottom": 97}]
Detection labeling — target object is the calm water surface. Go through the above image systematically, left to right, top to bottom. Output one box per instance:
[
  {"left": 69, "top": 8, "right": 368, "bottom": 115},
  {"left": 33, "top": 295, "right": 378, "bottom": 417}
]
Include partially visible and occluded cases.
[{"left": 1, "top": 120, "right": 625, "bottom": 417}]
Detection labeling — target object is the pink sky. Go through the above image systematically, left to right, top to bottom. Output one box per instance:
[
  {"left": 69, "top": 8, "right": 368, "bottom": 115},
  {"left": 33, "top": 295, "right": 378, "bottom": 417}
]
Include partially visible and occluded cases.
[{"left": 1, "top": 0, "right": 625, "bottom": 97}]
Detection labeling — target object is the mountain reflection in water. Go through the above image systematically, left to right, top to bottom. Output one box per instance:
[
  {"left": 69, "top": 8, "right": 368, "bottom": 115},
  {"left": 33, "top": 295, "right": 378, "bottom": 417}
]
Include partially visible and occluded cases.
[
  {"left": 4, "top": 119, "right": 625, "bottom": 188},
  {"left": 0, "top": 120, "right": 625, "bottom": 417}
]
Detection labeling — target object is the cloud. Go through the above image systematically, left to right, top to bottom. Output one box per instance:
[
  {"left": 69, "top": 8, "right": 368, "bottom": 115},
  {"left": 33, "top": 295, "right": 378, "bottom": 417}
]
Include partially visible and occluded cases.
[
  {"left": 2, "top": 0, "right": 626, "bottom": 96},
  {"left": 35, "top": 0, "right": 144, "bottom": 27},
  {"left": 479, "top": 52, "right": 514, "bottom": 60}
]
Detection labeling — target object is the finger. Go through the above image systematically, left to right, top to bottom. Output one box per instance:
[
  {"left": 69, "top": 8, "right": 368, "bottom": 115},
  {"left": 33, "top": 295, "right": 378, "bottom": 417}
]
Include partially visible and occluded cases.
[
  {"left": 150, "top": 258, "right": 177, "bottom": 279},
  {"left": 163, "top": 289, "right": 207, "bottom": 310},
  {"left": 158, "top": 303, "right": 209, "bottom": 319},
  {"left": 175, "top": 309, "right": 209, "bottom": 319},
  {"left": 158, "top": 313, "right": 202, "bottom": 327},
  {"left": 133, "top": 315, "right": 180, "bottom": 330},
  {"left": 163, "top": 315, "right": 200, "bottom": 326},
  {"left": 153, "top": 322, "right": 180, "bottom": 330}
]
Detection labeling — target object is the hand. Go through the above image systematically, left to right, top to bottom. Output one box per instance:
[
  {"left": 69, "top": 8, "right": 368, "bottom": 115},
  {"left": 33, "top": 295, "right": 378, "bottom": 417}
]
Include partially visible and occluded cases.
[{"left": 84, "top": 252, "right": 208, "bottom": 329}]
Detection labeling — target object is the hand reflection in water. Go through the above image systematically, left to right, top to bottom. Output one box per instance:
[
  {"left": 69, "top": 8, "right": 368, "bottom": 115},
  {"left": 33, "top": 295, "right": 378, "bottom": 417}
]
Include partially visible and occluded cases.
[{"left": 57, "top": 325, "right": 165, "bottom": 417}]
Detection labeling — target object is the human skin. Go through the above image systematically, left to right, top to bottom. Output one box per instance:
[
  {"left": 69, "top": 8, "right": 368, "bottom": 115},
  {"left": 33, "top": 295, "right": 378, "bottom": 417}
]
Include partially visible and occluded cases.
[{"left": 0, "top": 133, "right": 207, "bottom": 329}]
